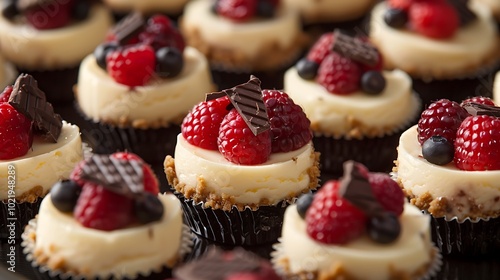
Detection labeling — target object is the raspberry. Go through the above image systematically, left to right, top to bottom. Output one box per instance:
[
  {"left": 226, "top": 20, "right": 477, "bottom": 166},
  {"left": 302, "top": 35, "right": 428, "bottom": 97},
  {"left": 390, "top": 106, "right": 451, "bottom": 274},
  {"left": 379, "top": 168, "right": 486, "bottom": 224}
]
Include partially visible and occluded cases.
[
  {"left": 25, "top": 0, "right": 74, "bottom": 30},
  {"left": 217, "top": 0, "right": 257, "bottom": 22},
  {"left": 387, "top": 0, "right": 414, "bottom": 11},
  {"left": 409, "top": 1, "right": 459, "bottom": 39},
  {"left": 138, "top": 15, "right": 185, "bottom": 52},
  {"left": 306, "top": 32, "right": 334, "bottom": 65},
  {"left": 106, "top": 44, "right": 156, "bottom": 87},
  {"left": 316, "top": 52, "right": 361, "bottom": 94},
  {"left": 0, "top": 86, "right": 13, "bottom": 103},
  {"left": 262, "top": 90, "right": 312, "bottom": 153},
  {"left": 182, "top": 96, "right": 231, "bottom": 150},
  {"left": 461, "top": 97, "right": 495, "bottom": 107},
  {"left": 417, "top": 99, "right": 469, "bottom": 145},
  {"left": 0, "top": 103, "right": 33, "bottom": 160},
  {"left": 217, "top": 109, "right": 271, "bottom": 165},
  {"left": 454, "top": 115, "right": 500, "bottom": 171},
  {"left": 111, "top": 152, "right": 159, "bottom": 194},
  {"left": 368, "top": 173, "right": 405, "bottom": 216},
  {"left": 306, "top": 180, "right": 367, "bottom": 244},
  {"left": 74, "top": 182, "right": 134, "bottom": 231}
]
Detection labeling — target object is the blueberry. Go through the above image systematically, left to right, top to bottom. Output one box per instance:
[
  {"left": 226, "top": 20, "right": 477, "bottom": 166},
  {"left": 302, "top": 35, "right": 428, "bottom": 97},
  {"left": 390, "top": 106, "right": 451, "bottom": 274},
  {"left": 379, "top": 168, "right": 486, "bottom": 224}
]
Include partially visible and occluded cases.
[
  {"left": 72, "top": 0, "right": 91, "bottom": 21},
  {"left": 211, "top": 0, "right": 219, "bottom": 14},
  {"left": 2, "top": 1, "right": 18, "bottom": 20},
  {"left": 256, "top": 1, "right": 275, "bottom": 18},
  {"left": 383, "top": 8, "right": 408, "bottom": 28},
  {"left": 94, "top": 42, "right": 119, "bottom": 70},
  {"left": 156, "top": 47, "right": 184, "bottom": 78},
  {"left": 296, "top": 58, "right": 319, "bottom": 80},
  {"left": 361, "top": 71, "right": 386, "bottom": 95},
  {"left": 422, "top": 136, "right": 454, "bottom": 165},
  {"left": 51, "top": 180, "right": 81, "bottom": 213},
  {"left": 135, "top": 192, "right": 164, "bottom": 224},
  {"left": 296, "top": 193, "right": 314, "bottom": 219},
  {"left": 367, "top": 212, "right": 401, "bottom": 244}
]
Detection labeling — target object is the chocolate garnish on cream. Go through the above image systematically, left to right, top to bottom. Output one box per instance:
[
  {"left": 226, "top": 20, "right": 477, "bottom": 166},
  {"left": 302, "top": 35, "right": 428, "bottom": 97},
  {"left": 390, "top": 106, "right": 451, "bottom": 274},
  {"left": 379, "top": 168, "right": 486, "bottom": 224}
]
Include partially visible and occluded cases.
[
  {"left": 332, "top": 30, "right": 379, "bottom": 67},
  {"left": 8, "top": 74, "right": 62, "bottom": 142},
  {"left": 462, "top": 102, "right": 500, "bottom": 117}
]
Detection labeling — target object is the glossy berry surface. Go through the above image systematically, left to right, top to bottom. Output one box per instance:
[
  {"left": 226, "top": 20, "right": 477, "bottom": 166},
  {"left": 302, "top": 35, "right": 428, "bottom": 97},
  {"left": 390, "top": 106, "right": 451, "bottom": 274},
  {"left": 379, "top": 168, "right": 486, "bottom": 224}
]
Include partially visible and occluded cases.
[
  {"left": 25, "top": 0, "right": 75, "bottom": 30},
  {"left": 216, "top": 0, "right": 257, "bottom": 22},
  {"left": 387, "top": 0, "right": 414, "bottom": 11},
  {"left": 409, "top": 1, "right": 459, "bottom": 39},
  {"left": 384, "top": 8, "right": 408, "bottom": 28},
  {"left": 138, "top": 15, "right": 185, "bottom": 52},
  {"left": 306, "top": 32, "right": 335, "bottom": 65},
  {"left": 94, "top": 42, "right": 119, "bottom": 70},
  {"left": 106, "top": 44, "right": 156, "bottom": 87},
  {"left": 156, "top": 47, "right": 184, "bottom": 78},
  {"left": 317, "top": 52, "right": 361, "bottom": 94},
  {"left": 296, "top": 58, "right": 319, "bottom": 80},
  {"left": 361, "top": 71, "right": 386, "bottom": 95},
  {"left": 0, "top": 86, "right": 13, "bottom": 103},
  {"left": 262, "top": 90, "right": 312, "bottom": 153},
  {"left": 182, "top": 96, "right": 231, "bottom": 150},
  {"left": 461, "top": 97, "right": 495, "bottom": 107},
  {"left": 417, "top": 99, "right": 469, "bottom": 145},
  {"left": 0, "top": 103, "right": 33, "bottom": 160},
  {"left": 218, "top": 109, "right": 271, "bottom": 165},
  {"left": 454, "top": 115, "right": 500, "bottom": 171},
  {"left": 422, "top": 135, "right": 454, "bottom": 165},
  {"left": 368, "top": 172, "right": 404, "bottom": 216},
  {"left": 50, "top": 180, "right": 81, "bottom": 213},
  {"left": 306, "top": 180, "right": 367, "bottom": 244},
  {"left": 74, "top": 182, "right": 134, "bottom": 231},
  {"left": 135, "top": 192, "right": 164, "bottom": 224},
  {"left": 296, "top": 192, "right": 314, "bottom": 219},
  {"left": 367, "top": 212, "right": 401, "bottom": 244}
]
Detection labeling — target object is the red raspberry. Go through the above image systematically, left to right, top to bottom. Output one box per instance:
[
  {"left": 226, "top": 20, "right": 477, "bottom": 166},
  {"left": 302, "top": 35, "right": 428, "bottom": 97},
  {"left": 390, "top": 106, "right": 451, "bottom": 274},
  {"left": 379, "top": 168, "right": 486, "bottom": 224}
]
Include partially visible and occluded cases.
[
  {"left": 25, "top": 0, "right": 75, "bottom": 30},
  {"left": 217, "top": 0, "right": 257, "bottom": 22},
  {"left": 388, "top": 0, "right": 414, "bottom": 11},
  {"left": 409, "top": 1, "right": 459, "bottom": 39},
  {"left": 138, "top": 15, "right": 186, "bottom": 52},
  {"left": 306, "top": 32, "right": 334, "bottom": 65},
  {"left": 106, "top": 44, "right": 156, "bottom": 87},
  {"left": 316, "top": 52, "right": 361, "bottom": 94},
  {"left": 0, "top": 86, "right": 13, "bottom": 103},
  {"left": 262, "top": 90, "right": 312, "bottom": 153},
  {"left": 182, "top": 96, "right": 231, "bottom": 150},
  {"left": 460, "top": 97, "right": 495, "bottom": 107},
  {"left": 417, "top": 99, "right": 469, "bottom": 145},
  {"left": 0, "top": 103, "right": 33, "bottom": 160},
  {"left": 217, "top": 109, "right": 271, "bottom": 165},
  {"left": 454, "top": 115, "right": 500, "bottom": 171},
  {"left": 111, "top": 152, "right": 159, "bottom": 194},
  {"left": 70, "top": 160, "right": 86, "bottom": 186},
  {"left": 368, "top": 173, "right": 405, "bottom": 216},
  {"left": 306, "top": 180, "right": 367, "bottom": 244},
  {"left": 74, "top": 182, "right": 134, "bottom": 231}
]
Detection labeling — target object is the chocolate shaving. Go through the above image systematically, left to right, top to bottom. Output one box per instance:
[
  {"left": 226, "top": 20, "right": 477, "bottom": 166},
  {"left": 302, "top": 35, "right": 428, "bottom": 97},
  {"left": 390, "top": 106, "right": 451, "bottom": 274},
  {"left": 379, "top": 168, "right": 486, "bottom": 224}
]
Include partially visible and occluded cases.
[
  {"left": 449, "top": 0, "right": 477, "bottom": 26},
  {"left": 112, "top": 11, "right": 146, "bottom": 45},
  {"left": 332, "top": 30, "right": 379, "bottom": 66},
  {"left": 8, "top": 74, "right": 62, "bottom": 142},
  {"left": 222, "top": 75, "right": 270, "bottom": 135},
  {"left": 205, "top": 91, "right": 227, "bottom": 101},
  {"left": 462, "top": 102, "right": 500, "bottom": 117},
  {"left": 79, "top": 154, "right": 144, "bottom": 196},
  {"left": 339, "top": 161, "right": 385, "bottom": 217},
  {"left": 174, "top": 248, "right": 261, "bottom": 280}
]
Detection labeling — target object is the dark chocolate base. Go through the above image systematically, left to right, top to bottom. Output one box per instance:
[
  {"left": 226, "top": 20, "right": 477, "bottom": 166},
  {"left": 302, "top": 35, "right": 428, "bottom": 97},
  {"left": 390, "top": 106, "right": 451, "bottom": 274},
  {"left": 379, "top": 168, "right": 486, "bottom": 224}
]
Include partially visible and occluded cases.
[
  {"left": 172, "top": 191, "right": 287, "bottom": 246},
  {"left": 0, "top": 199, "right": 42, "bottom": 240},
  {"left": 431, "top": 216, "right": 500, "bottom": 258}
]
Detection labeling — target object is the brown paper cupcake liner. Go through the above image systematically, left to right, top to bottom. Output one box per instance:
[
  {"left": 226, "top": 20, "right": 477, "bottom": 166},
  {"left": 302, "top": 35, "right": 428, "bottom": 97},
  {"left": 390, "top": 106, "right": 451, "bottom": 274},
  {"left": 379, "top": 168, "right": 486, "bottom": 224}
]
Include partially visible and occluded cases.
[
  {"left": 171, "top": 189, "right": 290, "bottom": 246},
  {"left": 21, "top": 218, "right": 194, "bottom": 280}
]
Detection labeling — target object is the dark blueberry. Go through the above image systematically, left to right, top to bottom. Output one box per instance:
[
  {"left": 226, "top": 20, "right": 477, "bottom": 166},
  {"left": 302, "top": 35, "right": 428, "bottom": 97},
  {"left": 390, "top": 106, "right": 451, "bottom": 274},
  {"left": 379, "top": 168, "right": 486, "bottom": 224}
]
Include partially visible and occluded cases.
[
  {"left": 72, "top": 0, "right": 91, "bottom": 21},
  {"left": 211, "top": 0, "right": 219, "bottom": 14},
  {"left": 2, "top": 1, "right": 19, "bottom": 20},
  {"left": 256, "top": 1, "right": 275, "bottom": 18},
  {"left": 383, "top": 8, "right": 408, "bottom": 28},
  {"left": 94, "top": 42, "right": 119, "bottom": 70},
  {"left": 156, "top": 47, "right": 184, "bottom": 78},
  {"left": 296, "top": 58, "right": 319, "bottom": 80},
  {"left": 361, "top": 71, "right": 386, "bottom": 95},
  {"left": 422, "top": 136, "right": 454, "bottom": 165},
  {"left": 50, "top": 180, "right": 81, "bottom": 213},
  {"left": 135, "top": 192, "right": 164, "bottom": 224},
  {"left": 296, "top": 193, "right": 314, "bottom": 219},
  {"left": 367, "top": 212, "right": 401, "bottom": 244}
]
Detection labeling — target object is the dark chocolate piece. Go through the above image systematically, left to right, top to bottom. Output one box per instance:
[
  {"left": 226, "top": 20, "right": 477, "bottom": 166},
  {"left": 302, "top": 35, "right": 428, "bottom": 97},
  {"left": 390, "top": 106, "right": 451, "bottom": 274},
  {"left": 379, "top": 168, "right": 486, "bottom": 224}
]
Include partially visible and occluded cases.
[
  {"left": 17, "top": 0, "right": 53, "bottom": 11},
  {"left": 449, "top": 0, "right": 477, "bottom": 26},
  {"left": 112, "top": 11, "right": 146, "bottom": 45},
  {"left": 332, "top": 30, "right": 379, "bottom": 66},
  {"left": 8, "top": 74, "right": 62, "bottom": 142},
  {"left": 223, "top": 75, "right": 270, "bottom": 135},
  {"left": 205, "top": 91, "right": 227, "bottom": 101},
  {"left": 462, "top": 102, "right": 500, "bottom": 117},
  {"left": 79, "top": 154, "right": 144, "bottom": 196},
  {"left": 338, "top": 161, "right": 385, "bottom": 216},
  {"left": 174, "top": 248, "right": 261, "bottom": 280}
]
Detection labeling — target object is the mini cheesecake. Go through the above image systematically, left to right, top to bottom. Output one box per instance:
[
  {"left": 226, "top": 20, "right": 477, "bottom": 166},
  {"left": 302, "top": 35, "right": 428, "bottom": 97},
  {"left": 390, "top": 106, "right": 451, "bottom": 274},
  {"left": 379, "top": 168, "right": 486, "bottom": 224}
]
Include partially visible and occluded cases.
[{"left": 282, "top": 0, "right": 374, "bottom": 24}]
